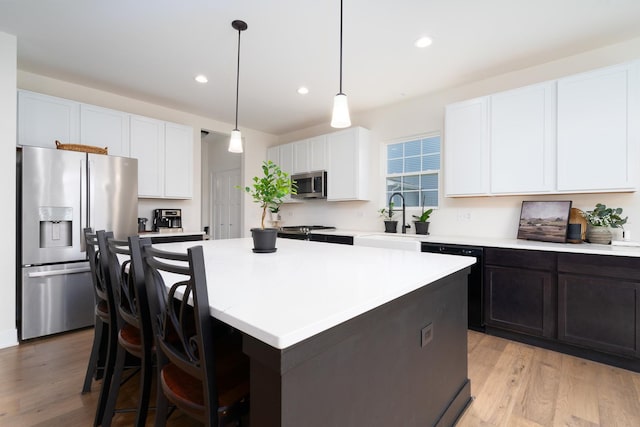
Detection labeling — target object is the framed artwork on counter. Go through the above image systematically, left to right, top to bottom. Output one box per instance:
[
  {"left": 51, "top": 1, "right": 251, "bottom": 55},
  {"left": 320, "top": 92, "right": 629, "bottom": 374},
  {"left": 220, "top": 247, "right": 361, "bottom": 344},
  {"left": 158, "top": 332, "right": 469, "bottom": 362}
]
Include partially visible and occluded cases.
[{"left": 517, "top": 200, "right": 572, "bottom": 243}]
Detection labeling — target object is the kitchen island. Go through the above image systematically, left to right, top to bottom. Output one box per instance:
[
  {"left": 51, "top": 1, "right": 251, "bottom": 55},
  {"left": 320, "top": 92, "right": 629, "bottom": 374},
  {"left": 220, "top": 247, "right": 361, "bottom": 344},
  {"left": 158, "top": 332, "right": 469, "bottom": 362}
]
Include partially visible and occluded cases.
[{"left": 154, "top": 238, "right": 475, "bottom": 426}]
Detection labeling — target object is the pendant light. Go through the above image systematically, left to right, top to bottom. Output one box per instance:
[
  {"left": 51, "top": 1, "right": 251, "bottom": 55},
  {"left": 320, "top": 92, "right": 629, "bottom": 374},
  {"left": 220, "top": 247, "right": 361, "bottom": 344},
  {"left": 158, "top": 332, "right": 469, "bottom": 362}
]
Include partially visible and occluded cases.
[
  {"left": 331, "top": 0, "right": 351, "bottom": 128},
  {"left": 228, "top": 20, "right": 247, "bottom": 153}
]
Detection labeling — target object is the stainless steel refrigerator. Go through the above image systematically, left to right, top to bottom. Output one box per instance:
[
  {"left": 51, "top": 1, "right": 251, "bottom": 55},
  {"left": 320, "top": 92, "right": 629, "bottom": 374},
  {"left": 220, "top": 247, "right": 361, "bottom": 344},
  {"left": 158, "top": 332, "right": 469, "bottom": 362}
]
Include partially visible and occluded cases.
[{"left": 18, "top": 146, "right": 138, "bottom": 340}]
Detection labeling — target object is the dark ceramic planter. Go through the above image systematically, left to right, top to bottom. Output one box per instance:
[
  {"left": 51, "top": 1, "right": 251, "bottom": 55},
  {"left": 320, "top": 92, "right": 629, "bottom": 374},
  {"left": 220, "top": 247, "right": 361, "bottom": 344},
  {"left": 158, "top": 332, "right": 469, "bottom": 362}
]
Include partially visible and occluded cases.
[
  {"left": 384, "top": 220, "right": 398, "bottom": 233},
  {"left": 414, "top": 221, "right": 430, "bottom": 235},
  {"left": 251, "top": 228, "right": 278, "bottom": 253}
]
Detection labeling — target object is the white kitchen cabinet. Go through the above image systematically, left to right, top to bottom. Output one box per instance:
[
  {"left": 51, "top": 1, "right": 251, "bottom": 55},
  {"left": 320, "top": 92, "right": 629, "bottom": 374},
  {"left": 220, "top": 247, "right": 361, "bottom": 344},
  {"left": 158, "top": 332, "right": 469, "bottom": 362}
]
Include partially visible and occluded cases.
[
  {"left": 557, "top": 62, "right": 639, "bottom": 192},
  {"left": 490, "top": 82, "right": 556, "bottom": 194},
  {"left": 18, "top": 90, "right": 79, "bottom": 148},
  {"left": 444, "top": 97, "right": 489, "bottom": 196},
  {"left": 80, "top": 104, "right": 130, "bottom": 157},
  {"left": 130, "top": 115, "right": 164, "bottom": 198},
  {"left": 130, "top": 117, "right": 193, "bottom": 199},
  {"left": 164, "top": 122, "right": 193, "bottom": 199},
  {"left": 326, "top": 126, "right": 371, "bottom": 201},
  {"left": 309, "top": 135, "right": 327, "bottom": 171},
  {"left": 293, "top": 140, "right": 309, "bottom": 174},
  {"left": 279, "top": 143, "right": 294, "bottom": 176},
  {"left": 266, "top": 144, "right": 297, "bottom": 203},
  {"left": 267, "top": 146, "right": 279, "bottom": 164}
]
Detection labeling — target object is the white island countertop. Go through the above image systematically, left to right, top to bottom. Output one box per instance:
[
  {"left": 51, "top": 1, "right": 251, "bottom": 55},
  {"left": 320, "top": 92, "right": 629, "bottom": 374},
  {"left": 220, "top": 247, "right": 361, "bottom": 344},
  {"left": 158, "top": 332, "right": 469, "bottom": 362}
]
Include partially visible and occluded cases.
[{"left": 153, "top": 238, "right": 474, "bottom": 349}]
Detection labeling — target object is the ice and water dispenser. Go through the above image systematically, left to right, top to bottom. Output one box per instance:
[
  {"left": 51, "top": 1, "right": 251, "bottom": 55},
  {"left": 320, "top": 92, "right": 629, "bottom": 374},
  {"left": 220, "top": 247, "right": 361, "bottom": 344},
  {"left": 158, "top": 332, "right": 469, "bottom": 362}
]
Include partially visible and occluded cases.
[{"left": 38, "top": 206, "right": 73, "bottom": 248}]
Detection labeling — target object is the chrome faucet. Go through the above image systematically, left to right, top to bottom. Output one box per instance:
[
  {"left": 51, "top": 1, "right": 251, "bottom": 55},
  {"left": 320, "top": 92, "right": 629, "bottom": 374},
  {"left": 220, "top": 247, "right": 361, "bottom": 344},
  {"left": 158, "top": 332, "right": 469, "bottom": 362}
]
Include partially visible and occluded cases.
[{"left": 389, "top": 192, "right": 410, "bottom": 234}]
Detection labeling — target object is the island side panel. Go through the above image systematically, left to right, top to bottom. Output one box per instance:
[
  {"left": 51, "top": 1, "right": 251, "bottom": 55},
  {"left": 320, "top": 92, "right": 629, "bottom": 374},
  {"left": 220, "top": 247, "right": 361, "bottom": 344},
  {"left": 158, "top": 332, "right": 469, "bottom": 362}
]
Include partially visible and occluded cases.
[{"left": 243, "top": 268, "right": 471, "bottom": 427}]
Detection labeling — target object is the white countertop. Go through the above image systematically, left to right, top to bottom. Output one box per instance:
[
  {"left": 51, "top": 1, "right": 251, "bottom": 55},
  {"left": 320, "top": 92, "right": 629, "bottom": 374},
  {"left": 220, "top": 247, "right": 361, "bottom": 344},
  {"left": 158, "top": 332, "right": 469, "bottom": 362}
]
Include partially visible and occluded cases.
[
  {"left": 311, "top": 229, "right": 640, "bottom": 257},
  {"left": 152, "top": 238, "right": 474, "bottom": 349}
]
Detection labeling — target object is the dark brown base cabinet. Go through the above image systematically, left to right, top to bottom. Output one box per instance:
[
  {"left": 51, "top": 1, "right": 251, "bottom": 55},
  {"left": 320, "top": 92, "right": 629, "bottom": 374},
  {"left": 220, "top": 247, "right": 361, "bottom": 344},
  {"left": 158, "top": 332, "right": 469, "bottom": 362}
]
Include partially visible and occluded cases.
[
  {"left": 484, "top": 248, "right": 640, "bottom": 372},
  {"left": 484, "top": 249, "right": 556, "bottom": 338},
  {"left": 557, "top": 253, "right": 640, "bottom": 358}
]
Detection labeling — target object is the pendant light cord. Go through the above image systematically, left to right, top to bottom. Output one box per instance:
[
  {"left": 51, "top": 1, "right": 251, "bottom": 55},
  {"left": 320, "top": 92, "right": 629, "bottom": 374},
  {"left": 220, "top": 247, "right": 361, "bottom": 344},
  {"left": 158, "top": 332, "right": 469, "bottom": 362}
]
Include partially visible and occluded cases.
[
  {"left": 339, "top": 0, "right": 343, "bottom": 94},
  {"left": 235, "top": 28, "right": 241, "bottom": 130}
]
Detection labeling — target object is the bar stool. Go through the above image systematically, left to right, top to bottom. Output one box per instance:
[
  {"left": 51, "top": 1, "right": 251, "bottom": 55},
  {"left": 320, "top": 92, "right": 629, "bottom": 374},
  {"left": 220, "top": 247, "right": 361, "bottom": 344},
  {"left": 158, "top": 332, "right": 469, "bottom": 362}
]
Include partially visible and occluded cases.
[
  {"left": 99, "top": 232, "right": 155, "bottom": 427},
  {"left": 133, "top": 237, "right": 249, "bottom": 426}
]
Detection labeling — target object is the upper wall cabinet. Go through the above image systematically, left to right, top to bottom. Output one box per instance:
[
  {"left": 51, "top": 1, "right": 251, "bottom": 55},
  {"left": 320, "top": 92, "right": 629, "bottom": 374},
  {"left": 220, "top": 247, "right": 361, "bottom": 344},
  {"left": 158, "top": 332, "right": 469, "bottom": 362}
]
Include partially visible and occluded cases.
[
  {"left": 444, "top": 60, "right": 639, "bottom": 197},
  {"left": 557, "top": 62, "right": 639, "bottom": 192},
  {"left": 490, "top": 81, "right": 556, "bottom": 194},
  {"left": 18, "top": 90, "right": 79, "bottom": 148},
  {"left": 18, "top": 90, "right": 195, "bottom": 199},
  {"left": 18, "top": 90, "right": 130, "bottom": 156},
  {"left": 444, "top": 97, "right": 489, "bottom": 196},
  {"left": 80, "top": 104, "right": 130, "bottom": 157},
  {"left": 130, "top": 115, "right": 164, "bottom": 198},
  {"left": 130, "top": 116, "right": 193, "bottom": 199},
  {"left": 164, "top": 122, "right": 193, "bottom": 199},
  {"left": 267, "top": 127, "right": 370, "bottom": 202},
  {"left": 326, "top": 127, "right": 371, "bottom": 201},
  {"left": 292, "top": 135, "right": 327, "bottom": 174},
  {"left": 267, "top": 144, "right": 297, "bottom": 203}
]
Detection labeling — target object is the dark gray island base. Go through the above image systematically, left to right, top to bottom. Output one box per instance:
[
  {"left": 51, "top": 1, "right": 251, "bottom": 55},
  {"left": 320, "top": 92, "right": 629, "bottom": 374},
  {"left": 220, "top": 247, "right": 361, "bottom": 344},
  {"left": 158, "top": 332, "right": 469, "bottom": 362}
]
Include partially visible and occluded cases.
[{"left": 243, "top": 268, "right": 471, "bottom": 427}]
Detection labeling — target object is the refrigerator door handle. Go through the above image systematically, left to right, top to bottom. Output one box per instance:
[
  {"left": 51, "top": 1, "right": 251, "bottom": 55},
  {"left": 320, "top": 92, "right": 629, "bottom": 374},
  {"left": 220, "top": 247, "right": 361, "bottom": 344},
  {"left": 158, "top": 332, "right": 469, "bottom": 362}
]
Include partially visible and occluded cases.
[
  {"left": 80, "top": 157, "right": 88, "bottom": 252},
  {"left": 87, "top": 158, "right": 95, "bottom": 233},
  {"left": 27, "top": 266, "right": 92, "bottom": 278}
]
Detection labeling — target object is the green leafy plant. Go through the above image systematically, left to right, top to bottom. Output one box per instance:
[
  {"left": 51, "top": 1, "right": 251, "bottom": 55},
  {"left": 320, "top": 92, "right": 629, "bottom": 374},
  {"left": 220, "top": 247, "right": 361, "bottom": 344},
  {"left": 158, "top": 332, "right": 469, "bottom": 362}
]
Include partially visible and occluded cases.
[
  {"left": 240, "top": 160, "right": 296, "bottom": 229},
  {"left": 379, "top": 202, "right": 396, "bottom": 220},
  {"left": 582, "top": 203, "right": 627, "bottom": 228},
  {"left": 412, "top": 208, "right": 433, "bottom": 223}
]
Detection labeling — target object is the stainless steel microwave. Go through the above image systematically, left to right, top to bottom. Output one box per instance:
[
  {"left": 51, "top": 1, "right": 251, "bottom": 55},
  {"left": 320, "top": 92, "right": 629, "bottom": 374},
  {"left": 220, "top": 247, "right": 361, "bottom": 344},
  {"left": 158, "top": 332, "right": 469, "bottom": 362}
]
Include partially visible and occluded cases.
[{"left": 291, "top": 171, "right": 327, "bottom": 199}]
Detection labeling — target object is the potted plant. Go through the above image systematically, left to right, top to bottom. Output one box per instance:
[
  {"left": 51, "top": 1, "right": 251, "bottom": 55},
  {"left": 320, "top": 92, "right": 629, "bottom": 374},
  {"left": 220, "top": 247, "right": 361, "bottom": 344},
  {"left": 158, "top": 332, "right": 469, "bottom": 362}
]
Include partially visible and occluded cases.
[
  {"left": 241, "top": 160, "right": 296, "bottom": 252},
  {"left": 379, "top": 202, "right": 398, "bottom": 233},
  {"left": 582, "top": 203, "right": 627, "bottom": 245},
  {"left": 412, "top": 207, "right": 433, "bottom": 235}
]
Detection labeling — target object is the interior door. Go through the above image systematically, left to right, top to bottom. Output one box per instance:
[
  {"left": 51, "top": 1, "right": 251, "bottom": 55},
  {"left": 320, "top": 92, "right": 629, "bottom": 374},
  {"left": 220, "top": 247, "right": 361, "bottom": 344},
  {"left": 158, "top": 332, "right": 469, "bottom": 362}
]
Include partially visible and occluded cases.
[{"left": 211, "top": 169, "right": 241, "bottom": 240}]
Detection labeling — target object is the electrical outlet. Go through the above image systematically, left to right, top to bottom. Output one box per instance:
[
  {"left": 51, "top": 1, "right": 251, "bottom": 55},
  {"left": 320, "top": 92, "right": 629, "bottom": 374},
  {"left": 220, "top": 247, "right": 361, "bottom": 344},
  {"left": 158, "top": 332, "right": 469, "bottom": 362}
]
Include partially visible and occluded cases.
[
  {"left": 457, "top": 210, "right": 472, "bottom": 222},
  {"left": 421, "top": 323, "right": 433, "bottom": 348}
]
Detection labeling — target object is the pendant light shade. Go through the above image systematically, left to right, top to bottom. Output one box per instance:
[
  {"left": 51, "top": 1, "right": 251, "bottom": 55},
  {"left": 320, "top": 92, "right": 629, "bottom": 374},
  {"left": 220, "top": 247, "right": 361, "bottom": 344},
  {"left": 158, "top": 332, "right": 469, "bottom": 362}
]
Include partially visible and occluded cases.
[
  {"left": 331, "top": 0, "right": 351, "bottom": 128},
  {"left": 228, "top": 20, "right": 247, "bottom": 153},
  {"left": 331, "top": 93, "right": 351, "bottom": 128},
  {"left": 228, "top": 129, "right": 243, "bottom": 153}
]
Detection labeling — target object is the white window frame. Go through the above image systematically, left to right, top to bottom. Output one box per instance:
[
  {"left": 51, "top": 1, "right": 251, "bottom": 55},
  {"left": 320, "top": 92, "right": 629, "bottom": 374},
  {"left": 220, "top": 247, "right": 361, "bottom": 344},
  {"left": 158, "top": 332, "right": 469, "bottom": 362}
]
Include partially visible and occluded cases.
[{"left": 383, "top": 133, "right": 441, "bottom": 211}]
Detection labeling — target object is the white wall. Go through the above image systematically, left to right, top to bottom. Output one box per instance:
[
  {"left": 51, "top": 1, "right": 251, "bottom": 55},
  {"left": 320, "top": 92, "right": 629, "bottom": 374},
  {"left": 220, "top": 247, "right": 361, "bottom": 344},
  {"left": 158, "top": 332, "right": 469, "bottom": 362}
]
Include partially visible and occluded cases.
[
  {"left": 0, "top": 32, "right": 17, "bottom": 348},
  {"left": 276, "top": 36, "right": 640, "bottom": 239},
  {"left": 17, "top": 71, "right": 277, "bottom": 237}
]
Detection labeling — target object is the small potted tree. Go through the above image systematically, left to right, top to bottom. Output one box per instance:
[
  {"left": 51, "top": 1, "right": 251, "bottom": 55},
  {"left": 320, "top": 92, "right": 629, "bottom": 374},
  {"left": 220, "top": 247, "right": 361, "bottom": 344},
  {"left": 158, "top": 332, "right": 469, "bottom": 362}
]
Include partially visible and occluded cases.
[
  {"left": 241, "top": 160, "right": 296, "bottom": 252},
  {"left": 379, "top": 202, "right": 398, "bottom": 233}
]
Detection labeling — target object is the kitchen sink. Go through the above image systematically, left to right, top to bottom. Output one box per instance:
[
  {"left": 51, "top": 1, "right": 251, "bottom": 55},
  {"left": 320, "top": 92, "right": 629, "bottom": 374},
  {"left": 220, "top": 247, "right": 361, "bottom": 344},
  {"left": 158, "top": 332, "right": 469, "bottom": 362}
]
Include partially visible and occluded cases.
[{"left": 353, "top": 234, "right": 422, "bottom": 251}]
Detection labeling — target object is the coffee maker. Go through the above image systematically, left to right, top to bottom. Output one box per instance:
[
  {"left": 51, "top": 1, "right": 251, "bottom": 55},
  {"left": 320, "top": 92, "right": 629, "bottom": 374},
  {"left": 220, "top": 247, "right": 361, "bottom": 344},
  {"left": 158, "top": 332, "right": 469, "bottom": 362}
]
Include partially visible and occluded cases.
[{"left": 152, "top": 209, "right": 183, "bottom": 232}]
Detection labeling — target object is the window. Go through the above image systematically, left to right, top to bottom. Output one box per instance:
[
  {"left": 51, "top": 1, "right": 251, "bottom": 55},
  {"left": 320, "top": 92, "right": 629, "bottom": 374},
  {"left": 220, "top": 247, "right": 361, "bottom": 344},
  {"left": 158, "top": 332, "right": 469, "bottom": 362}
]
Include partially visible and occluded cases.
[{"left": 386, "top": 135, "right": 440, "bottom": 208}]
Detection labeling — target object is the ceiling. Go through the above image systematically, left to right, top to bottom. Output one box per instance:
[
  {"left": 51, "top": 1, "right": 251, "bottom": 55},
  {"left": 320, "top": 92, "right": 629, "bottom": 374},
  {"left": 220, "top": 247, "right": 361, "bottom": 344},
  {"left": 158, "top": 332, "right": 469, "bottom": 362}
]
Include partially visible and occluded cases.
[{"left": 2, "top": 0, "right": 640, "bottom": 135}]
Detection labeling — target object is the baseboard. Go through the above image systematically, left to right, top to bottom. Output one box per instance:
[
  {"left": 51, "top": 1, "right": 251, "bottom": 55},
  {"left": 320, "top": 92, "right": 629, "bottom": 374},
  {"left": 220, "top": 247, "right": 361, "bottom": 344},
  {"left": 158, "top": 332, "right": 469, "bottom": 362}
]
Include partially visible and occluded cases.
[{"left": 0, "top": 328, "right": 18, "bottom": 349}]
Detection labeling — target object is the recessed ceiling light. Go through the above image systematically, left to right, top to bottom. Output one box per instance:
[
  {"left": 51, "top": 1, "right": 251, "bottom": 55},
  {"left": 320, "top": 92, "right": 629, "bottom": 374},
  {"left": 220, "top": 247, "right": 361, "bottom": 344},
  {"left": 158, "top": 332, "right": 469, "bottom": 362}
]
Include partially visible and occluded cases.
[
  {"left": 414, "top": 36, "right": 433, "bottom": 48},
  {"left": 195, "top": 74, "right": 208, "bottom": 83},
  {"left": 297, "top": 86, "right": 309, "bottom": 95}
]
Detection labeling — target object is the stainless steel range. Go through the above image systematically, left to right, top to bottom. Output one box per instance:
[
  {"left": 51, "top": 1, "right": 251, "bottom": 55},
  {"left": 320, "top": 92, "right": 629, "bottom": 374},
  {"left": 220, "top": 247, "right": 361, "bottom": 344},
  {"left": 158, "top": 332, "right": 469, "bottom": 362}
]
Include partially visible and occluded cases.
[{"left": 278, "top": 225, "right": 336, "bottom": 240}]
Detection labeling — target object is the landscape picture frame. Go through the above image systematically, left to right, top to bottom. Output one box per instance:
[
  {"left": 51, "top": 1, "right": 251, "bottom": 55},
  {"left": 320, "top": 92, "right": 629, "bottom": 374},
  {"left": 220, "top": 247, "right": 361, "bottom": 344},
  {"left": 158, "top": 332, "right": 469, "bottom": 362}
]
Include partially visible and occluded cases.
[{"left": 517, "top": 200, "right": 573, "bottom": 243}]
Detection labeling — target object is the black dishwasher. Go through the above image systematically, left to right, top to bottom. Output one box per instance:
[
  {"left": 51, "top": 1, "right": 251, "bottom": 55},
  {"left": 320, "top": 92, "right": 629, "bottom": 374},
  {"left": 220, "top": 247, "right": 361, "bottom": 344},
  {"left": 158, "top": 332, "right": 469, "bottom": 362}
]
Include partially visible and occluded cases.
[{"left": 421, "top": 242, "right": 484, "bottom": 331}]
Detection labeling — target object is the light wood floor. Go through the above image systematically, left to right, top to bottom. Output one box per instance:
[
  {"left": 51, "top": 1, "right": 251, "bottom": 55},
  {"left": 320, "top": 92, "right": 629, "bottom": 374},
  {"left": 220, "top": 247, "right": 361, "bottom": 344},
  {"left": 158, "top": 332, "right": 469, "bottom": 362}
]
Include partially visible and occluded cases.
[{"left": 2, "top": 329, "right": 640, "bottom": 426}]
